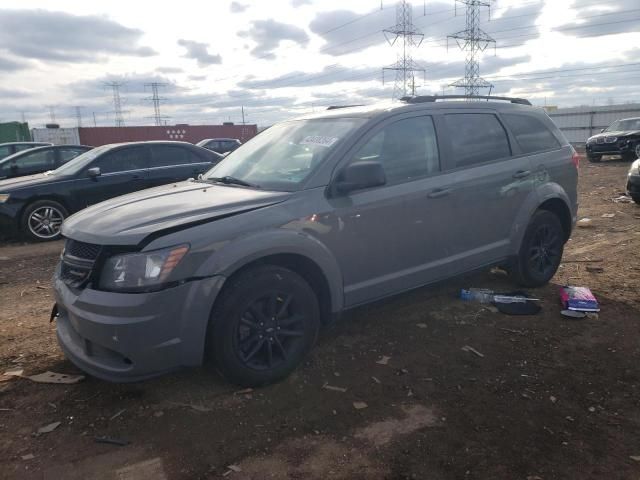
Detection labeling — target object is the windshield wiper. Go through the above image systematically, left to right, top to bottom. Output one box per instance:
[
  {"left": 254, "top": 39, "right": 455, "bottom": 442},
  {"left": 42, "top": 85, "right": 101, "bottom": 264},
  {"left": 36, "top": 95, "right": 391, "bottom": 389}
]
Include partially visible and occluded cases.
[{"left": 207, "top": 176, "right": 259, "bottom": 188}]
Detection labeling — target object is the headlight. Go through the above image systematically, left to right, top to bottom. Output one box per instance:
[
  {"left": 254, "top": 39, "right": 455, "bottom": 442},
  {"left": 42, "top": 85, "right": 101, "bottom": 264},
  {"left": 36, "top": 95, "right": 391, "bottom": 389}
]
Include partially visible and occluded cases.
[
  {"left": 631, "top": 160, "right": 640, "bottom": 175},
  {"left": 0, "top": 194, "right": 9, "bottom": 203},
  {"left": 99, "top": 244, "right": 189, "bottom": 292}
]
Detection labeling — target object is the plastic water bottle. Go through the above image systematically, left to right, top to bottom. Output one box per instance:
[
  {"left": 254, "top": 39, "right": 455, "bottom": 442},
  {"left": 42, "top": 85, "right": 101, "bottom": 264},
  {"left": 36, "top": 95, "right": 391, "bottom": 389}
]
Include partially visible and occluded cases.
[{"left": 460, "top": 288, "right": 494, "bottom": 304}]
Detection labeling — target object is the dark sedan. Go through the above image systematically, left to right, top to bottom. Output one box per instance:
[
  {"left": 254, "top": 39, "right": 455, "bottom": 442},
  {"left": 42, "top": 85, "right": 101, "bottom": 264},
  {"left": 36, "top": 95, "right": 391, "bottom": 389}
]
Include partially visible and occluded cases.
[
  {"left": 586, "top": 117, "right": 640, "bottom": 163},
  {"left": 0, "top": 141, "right": 223, "bottom": 241},
  {"left": 0, "top": 142, "right": 52, "bottom": 160},
  {"left": 0, "top": 145, "right": 92, "bottom": 180}
]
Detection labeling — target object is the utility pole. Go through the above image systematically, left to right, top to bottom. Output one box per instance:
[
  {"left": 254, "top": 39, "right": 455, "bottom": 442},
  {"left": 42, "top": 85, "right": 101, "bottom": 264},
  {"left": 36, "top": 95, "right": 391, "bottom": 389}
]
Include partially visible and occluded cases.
[
  {"left": 382, "top": 0, "right": 425, "bottom": 99},
  {"left": 447, "top": 0, "right": 496, "bottom": 97},
  {"left": 104, "top": 81, "right": 126, "bottom": 127},
  {"left": 144, "top": 82, "right": 170, "bottom": 126},
  {"left": 73, "top": 106, "right": 84, "bottom": 127},
  {"left": 241, "top": 106, "right": 246, "bottom": 125},
  {"left": 20, "top": 111, "right": 26, "bottom": 123},
  {"left": 93, "top": 112, "right": 97, "bottom": 127}
]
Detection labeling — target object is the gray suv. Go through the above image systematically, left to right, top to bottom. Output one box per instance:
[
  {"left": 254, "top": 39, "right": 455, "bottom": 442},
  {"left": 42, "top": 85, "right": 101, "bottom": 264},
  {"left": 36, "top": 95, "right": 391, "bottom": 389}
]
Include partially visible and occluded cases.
[{"left": 52, "top": 96, "right": 578, "bottom": 386}]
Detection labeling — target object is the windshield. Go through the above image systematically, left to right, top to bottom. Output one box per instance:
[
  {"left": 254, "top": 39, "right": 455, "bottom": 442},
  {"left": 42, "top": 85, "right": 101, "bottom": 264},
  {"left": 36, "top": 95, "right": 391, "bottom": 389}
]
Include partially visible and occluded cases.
[
  {"left": 204, "top": 118, "right": 365, "bottom": 191},
  {"left": 606, "top": 119, "right": 640, "bottom": 132},
  {"left": 50, "top": 145, "right": 109, "bottom": 176}
]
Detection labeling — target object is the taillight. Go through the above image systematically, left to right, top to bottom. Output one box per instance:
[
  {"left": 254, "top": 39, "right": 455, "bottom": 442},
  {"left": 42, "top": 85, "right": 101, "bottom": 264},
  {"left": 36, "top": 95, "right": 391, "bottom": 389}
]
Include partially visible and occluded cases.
[{"left": 571, "top": 148, "right": 580, "bottom": 169}]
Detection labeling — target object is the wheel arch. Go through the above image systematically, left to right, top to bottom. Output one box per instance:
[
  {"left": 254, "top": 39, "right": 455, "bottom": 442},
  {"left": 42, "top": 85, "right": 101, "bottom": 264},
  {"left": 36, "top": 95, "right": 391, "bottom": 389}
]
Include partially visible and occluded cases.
[{"left": 196, "top": 229, "right": 344, "bottom": 322}]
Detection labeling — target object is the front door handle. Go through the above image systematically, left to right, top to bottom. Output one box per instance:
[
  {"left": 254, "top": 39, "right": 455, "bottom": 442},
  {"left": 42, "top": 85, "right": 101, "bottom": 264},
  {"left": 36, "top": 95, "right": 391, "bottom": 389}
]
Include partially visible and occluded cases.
[
  {"left": 512, "top": 170, "right": 531, "bottom": 179},
  {"left": 427, "top": 188, "right": 451, "bottom": 199}
]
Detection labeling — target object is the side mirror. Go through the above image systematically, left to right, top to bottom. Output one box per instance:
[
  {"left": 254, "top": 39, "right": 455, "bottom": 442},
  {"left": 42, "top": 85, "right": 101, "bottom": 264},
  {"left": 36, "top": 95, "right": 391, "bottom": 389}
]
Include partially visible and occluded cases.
[
  {"left": 600, "top": 128, "right": 605, "bottom": 133},
  {"left": 331, "top": 161, "right": 386, "bottom": 196},
  {"left": 87, "top": 167, "right": 101, "bottom": 178}
]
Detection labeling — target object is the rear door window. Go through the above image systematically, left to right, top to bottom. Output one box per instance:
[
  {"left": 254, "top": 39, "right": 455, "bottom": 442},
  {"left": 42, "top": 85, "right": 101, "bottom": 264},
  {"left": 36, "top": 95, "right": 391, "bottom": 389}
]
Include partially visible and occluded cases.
[
  {"left": 443, "top": 113, "right": 511, "bottom": 168},
  {"left": 501, "top": 113, "right": 561, "bottom": 154},
  {"left": 351, "top": 115, "right": 440, "bottom": 184},
  {"left": 0, "top": 145, "right": 12, "bottom": 158},
  {"left": 150, "top": 145, "right": 205, "bottom": 167},
  {"left": 94, "top": 147, "right": 148, "bottom": 174},
  {"left": 15, "top": 149, "right": 56, "bottom": 170}
]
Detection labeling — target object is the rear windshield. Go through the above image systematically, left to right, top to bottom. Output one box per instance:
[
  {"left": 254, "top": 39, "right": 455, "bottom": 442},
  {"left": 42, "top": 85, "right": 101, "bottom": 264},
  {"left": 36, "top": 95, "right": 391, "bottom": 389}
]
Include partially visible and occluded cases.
[{"left": 49, "top": 145, "right": 111, "bottom": 175}]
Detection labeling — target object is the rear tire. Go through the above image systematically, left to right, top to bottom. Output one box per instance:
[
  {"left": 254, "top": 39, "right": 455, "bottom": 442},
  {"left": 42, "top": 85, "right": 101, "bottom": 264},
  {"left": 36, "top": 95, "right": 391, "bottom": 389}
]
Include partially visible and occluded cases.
[
  {"left": 587, "top": 154, "right": 602, "bottom": 163},
  {"left": 631, "top": 195, "right": 640, "bottom": 205},
  {"left": 21, "top": 200, "right": 68, "bottom": 242},
  {"left": 510, "top": 210, "right": 565, "bottom": 288},
  {"left": 207, "top": 265, "right": 320, "bottom": 387}
]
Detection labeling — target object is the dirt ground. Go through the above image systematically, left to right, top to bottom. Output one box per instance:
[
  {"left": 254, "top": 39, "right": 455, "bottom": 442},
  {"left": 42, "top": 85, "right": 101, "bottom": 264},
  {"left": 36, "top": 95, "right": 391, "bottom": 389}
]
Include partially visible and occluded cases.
[{"left": 0, "top": 158, "right": 639, "bottom": 480}]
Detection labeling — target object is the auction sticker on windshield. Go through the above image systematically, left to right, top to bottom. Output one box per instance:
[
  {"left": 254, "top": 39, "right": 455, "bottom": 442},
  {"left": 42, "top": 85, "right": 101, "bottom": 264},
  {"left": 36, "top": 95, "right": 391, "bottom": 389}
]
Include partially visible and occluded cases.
[{"left": 300, "top": 136, "right": 339, "bottom": 147}]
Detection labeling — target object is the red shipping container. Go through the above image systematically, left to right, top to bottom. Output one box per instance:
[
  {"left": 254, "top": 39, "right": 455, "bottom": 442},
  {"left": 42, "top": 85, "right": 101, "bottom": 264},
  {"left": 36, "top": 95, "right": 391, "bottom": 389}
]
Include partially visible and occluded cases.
[{"left": 78, "top": 124, "right": 257, "bottom": 147}]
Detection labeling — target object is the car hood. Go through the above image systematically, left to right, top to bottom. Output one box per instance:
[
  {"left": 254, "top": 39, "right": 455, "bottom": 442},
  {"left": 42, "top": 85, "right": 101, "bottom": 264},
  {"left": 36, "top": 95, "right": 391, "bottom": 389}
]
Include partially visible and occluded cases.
[
  {"left": 589, "top": 130, "right": 640, "bottom": 141},
  {"left": 0, "top": 172, "right": 60, "bottom": 190},
  {"left": 62, "top": 180, "right": 291, "bottom": 245}
]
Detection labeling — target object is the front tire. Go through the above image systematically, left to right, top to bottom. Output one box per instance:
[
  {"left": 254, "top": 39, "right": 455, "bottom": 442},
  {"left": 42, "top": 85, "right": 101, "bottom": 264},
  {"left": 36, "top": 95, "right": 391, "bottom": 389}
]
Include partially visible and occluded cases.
[
  {"left": 631, "top": 195, "right": 640, "bottom": 205},
  {"left": 21, "top": 200, "right": 68, "bottom": 242},
  {"left": 510, "top": 210, "right": 565, "bottom": 288},
  {"left": 207, "top": 265, "right": 320, "bottom": 387}
]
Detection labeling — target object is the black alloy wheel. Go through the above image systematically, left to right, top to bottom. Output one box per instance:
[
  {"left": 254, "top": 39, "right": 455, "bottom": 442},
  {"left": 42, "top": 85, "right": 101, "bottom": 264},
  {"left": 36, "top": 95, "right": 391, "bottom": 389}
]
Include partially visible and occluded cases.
[
  {"left": 510, "top": 210, "right": 565, "bottom": 287},
  {"left": 208, "top": 265, "right": 320, "bottom": 387},
  {"left": 235, "top": 292, "right": 306, "bottom": 371}
]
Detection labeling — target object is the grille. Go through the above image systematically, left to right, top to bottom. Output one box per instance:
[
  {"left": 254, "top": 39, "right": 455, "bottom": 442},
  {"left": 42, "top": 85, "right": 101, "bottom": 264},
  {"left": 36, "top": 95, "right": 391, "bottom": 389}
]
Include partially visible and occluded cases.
[
  {"left": 604, "top": 136, "right": 618, "bottom": 143},
  {"left": 60, "top": 239, "right": 102, "bottom": 288},
  {"left": 65, "top": 239, "right": 101, "bottom": 260},
  {"left": 60, "top": 262, "right": 92, "bottom": 288}
]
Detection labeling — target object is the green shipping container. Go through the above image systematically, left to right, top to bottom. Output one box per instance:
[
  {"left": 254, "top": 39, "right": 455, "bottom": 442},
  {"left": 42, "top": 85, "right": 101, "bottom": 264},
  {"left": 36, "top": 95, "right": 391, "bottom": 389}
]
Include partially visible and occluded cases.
[{"left": 0, "top": 122, "right": 31, "bottom": 142}]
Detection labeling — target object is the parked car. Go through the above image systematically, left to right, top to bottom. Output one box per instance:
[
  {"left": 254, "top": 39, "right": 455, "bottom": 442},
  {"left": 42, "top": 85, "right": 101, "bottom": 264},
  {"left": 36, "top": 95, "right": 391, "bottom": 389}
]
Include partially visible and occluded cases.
[
  {"left": 52, "top": 95, "right": 577, "bottom": 387},
  {"left": 585, "top": 117, "right": 640, "bottom": 163},
  {"left": 197, "top": 138, "right": 242, "bottom": 154},
  {"left": 0, "top": 141, "right": 223, "bottom": 241},
  {"left": 0, "top": 142, "right": 52, "bottom": 160},
  {"left": 0, "top": 145, "right": 92, "bottom": 180},
  {"left": 627, "top": 159, "right": 640, "bottom": 204}
]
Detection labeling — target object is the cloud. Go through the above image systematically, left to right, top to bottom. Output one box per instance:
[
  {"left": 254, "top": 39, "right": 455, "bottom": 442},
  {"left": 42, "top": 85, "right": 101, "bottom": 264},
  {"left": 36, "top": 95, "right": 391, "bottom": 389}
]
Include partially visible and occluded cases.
[
  {"left": 292, "top": 0, "right": 312, "bottom": 6},
  {"left": 555, "top": 0, "right": 640, "bottom": 38},
  {"left": 230, "top": 1, "right": 248, "bottom": 13},
  {"left": 0, "top": 9, "right": 156, "bottom": 62},
  {"left": 238, "top": 20, "right": 309, "bottom": 59},
  {"left": 177, "top": 39, "right": 222, "bottom": 66},
  {"left": 0, "top": 56, "right": 28, "bottom": 72},
  {"left": 238, "top": 65, "right": 380, "bottom": 89},
  {"left": 156, "top": 66, "right": 184, "bottom": 74},
  {"left": 188, "top": 74, "right": 207, "bottom": 81}
]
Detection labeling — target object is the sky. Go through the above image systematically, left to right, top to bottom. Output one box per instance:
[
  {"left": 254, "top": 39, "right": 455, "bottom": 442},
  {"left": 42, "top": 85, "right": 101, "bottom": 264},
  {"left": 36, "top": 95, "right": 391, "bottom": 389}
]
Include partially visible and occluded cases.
[{"left": 1, "top": 0, "right": 639, "bottom": 128}]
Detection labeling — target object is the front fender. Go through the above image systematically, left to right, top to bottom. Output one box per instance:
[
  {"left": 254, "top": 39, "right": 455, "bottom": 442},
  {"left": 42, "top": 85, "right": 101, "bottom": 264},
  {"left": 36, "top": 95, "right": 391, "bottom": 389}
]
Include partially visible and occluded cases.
[
  {"left": 509, "top": 182, "right": 573, "bottom": 256},
  {"left": 194, "top": 229, "right": 344, "bottom": 313}
]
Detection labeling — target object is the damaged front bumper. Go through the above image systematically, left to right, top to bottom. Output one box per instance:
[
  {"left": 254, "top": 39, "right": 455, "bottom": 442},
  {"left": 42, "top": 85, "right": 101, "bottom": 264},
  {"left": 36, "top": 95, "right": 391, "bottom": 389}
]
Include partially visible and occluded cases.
[{"left": 52, "top": 266, "right": 225, "bottom": 382}]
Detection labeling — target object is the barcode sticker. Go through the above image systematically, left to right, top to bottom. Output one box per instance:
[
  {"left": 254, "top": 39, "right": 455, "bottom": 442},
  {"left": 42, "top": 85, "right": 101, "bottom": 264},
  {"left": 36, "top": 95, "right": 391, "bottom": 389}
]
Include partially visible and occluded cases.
[{"left": 300, "top": 136, "right": 339, "bottom": 147}]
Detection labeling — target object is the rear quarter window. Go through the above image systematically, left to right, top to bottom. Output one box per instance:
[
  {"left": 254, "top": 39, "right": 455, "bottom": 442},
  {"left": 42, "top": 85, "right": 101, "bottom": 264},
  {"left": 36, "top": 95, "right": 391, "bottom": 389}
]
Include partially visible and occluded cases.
[{"left": 501, "top": 113, "right": 561, "bottom": 154}]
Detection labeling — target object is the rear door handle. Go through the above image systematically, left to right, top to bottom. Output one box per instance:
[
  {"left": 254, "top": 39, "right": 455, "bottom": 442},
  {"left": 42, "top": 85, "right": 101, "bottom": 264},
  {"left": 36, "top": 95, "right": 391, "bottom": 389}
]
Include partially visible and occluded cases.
[
  {"left": 512, "top": 170, "right": 531, "bottom": 179},
  {"left": 427, "top": 188, "right": 451, "bottom": 199}
]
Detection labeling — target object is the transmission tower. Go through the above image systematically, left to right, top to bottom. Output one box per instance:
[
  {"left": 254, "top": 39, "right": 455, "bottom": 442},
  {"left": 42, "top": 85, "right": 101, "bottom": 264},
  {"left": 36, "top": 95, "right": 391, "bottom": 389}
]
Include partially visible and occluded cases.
[
  {"left": 382, "top": 0, "right": 425, "bottom": 99},
  {"left": 447, "top": 0, "right": 495, "bottom": 97},
  {"left": 105, "top": 81, "right": 126, "bottom": 127},
  {"left": 144, "top": 82, "right": 170, "bottom": 126},
  {"left": 45, "top": 105, "right": 57, "bottom": 124},
  {"left": 73, "top": 106, "right": 84, "bottom": 127}
]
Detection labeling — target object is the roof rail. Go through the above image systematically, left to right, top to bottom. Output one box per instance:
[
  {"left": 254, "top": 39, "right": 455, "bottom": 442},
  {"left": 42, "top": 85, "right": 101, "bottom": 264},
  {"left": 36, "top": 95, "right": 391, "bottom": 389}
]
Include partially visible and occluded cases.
[
  {"left": 400, "top": 95, "right": 532, "bottom": 106},
  {"left": 326, "top": 104, "right": 364, "bottom": 110}
]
